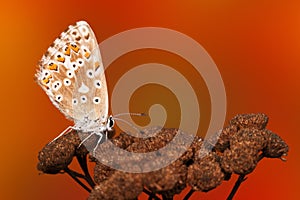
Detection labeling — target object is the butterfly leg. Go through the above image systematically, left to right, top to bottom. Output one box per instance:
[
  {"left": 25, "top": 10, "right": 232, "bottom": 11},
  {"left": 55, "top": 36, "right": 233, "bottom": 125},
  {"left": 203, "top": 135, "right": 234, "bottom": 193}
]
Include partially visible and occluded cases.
[
  {"left": 48, "top": 126, "right": 74, "bottom": 145},
  {"left": 78, "top": 132, "right": 95, "bottom": 148},
  {"left": 92, "top": 132, "right": 103, "bottom": 157}
]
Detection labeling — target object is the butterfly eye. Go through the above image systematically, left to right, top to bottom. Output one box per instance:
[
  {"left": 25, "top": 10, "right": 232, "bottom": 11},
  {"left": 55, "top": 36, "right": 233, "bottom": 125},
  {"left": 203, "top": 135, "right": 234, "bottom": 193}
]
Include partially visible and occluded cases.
[
  {"left": 86, "top": 69, "right": 94, "bottom": 78},
  {"left": 66, "top": 70, "right": 74, "bottom": 78},
  {"left": 63, "top": 78, "right": 71, "bottom": 86},
  {"left": 94, "top": 80, "right": 101, "bottom": 89},
  {"left": 55, "top": 95, "right": 63, "bottom": 102},
  {"left": 93, "top": 97, "right": 101, "bottom": 104},
  {"left": 107, "top": 116, "right": 114, "bottom": 128}
]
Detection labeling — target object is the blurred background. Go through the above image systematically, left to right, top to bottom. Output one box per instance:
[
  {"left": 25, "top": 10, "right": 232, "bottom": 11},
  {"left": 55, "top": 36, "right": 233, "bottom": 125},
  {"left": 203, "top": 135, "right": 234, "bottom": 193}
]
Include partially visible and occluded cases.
[{"left": 0, "top": 0, "right": 299, "bottom": 199}]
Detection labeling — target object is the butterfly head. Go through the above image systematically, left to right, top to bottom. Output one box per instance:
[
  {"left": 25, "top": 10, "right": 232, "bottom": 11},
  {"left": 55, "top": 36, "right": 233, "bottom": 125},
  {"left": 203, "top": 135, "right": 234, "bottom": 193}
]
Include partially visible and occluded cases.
[{"left": 107, "top": 115, "right": 114, "bottom": 131}]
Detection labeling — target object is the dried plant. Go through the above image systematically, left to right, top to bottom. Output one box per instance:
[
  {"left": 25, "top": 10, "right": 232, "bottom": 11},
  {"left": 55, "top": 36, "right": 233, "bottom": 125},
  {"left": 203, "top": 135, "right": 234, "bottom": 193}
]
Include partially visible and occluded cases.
[{"left": 37, "top": 113, "right": 288, "bottom": 199}]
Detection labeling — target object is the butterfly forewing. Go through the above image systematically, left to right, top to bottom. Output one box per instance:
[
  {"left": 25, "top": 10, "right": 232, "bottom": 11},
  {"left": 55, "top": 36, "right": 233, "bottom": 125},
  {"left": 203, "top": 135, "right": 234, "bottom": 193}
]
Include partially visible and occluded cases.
[{"left": 36, "top": 21, "right": 108, "bottom": 124}]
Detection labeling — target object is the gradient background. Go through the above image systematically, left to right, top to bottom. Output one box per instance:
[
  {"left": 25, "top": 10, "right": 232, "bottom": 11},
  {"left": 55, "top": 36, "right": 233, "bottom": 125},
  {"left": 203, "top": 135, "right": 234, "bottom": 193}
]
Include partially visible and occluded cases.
[{"left": 0, "top": 0, "right": 299, "bottom": 199}]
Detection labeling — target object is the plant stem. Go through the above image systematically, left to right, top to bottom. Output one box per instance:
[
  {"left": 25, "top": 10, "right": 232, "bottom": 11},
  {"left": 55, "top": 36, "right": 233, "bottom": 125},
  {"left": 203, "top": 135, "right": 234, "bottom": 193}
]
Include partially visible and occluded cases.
[
  {"left": 76, "top": 154, "right": 96, "bottom": 188},
  {"left": 65, "top": 167, "right": 91, "bottom": 193},
  {"left": 226, "top": 174, "right": 246, "bottom": 200},
  {"left": 143, "top": 188, "right": 161, "bottom": 200},
  {"left": 183, "top": 188, "right": 195, "bottom": 200},
  {"left": 161, "top": 194, "right": 169, "bottom": 200}
]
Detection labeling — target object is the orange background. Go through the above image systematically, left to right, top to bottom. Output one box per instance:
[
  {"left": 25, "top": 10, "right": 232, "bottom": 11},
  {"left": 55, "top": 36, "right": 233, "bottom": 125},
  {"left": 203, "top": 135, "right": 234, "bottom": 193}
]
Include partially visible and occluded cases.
[{"left": 0, "top": 0, "right": 299, "bottom": 199}]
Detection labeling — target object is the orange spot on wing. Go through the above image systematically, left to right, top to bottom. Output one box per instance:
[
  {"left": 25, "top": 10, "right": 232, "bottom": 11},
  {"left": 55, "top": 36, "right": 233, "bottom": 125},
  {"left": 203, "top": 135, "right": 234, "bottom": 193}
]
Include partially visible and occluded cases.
[
  {"left": 70, "top": 44, "right": 79, "bottom": 53},
  {"left": 64, "top": 46, "right": 71, "bottom": 56},
  {"left": 84, "top": 52, "right": 90, "bottom": 58},
  {"left": 56, "top": 56, "right": 65, "bottom": 63},
  {"left": 94, "top": 61, "right": 100, "bottom": 67},
  {"left": 47, "top": 63, "right": 58, "bottom": 71},
  {"left": 42, "top": 75, "right": 52, "bottom": 85}
]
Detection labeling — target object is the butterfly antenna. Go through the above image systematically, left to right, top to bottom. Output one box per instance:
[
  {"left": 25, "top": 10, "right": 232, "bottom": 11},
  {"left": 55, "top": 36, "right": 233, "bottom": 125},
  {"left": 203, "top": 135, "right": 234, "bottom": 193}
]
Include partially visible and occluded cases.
[
  {"left": 113, "top": 112, "right": 147, "bottom": 118},
  {"left": 112, "top": 117, "right": 144, "bottom": 134}
]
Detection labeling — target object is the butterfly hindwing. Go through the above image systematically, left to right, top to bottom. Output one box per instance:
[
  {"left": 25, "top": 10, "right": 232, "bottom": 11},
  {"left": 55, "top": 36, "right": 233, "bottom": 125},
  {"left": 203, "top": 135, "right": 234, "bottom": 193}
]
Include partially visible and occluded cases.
[{"left": 72, "top": 45, "right": 109, "bottom": 124}]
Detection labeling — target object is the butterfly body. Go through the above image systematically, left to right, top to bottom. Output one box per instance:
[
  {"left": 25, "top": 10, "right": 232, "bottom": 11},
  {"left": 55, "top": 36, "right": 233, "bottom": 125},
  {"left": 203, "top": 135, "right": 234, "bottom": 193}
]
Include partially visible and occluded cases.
[{"left": 36, "top": 21, "right": 113, "bottom": 152}]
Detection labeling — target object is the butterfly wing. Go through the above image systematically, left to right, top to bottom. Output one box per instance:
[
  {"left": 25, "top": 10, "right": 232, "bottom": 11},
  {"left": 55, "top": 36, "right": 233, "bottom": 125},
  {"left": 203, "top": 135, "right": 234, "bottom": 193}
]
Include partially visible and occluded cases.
[
  {"left": 36, "top": 21, "right": 108, "bottom": 123},
  {"left": 72, "top": 44, "right": 109, "bottom": 124}
]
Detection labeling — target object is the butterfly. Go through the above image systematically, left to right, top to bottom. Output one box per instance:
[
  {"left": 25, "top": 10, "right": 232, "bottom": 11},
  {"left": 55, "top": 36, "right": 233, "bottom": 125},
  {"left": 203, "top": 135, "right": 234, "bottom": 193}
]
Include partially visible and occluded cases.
[{"left": 35, "top": 21, "right": 114, "bottom": 154}]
